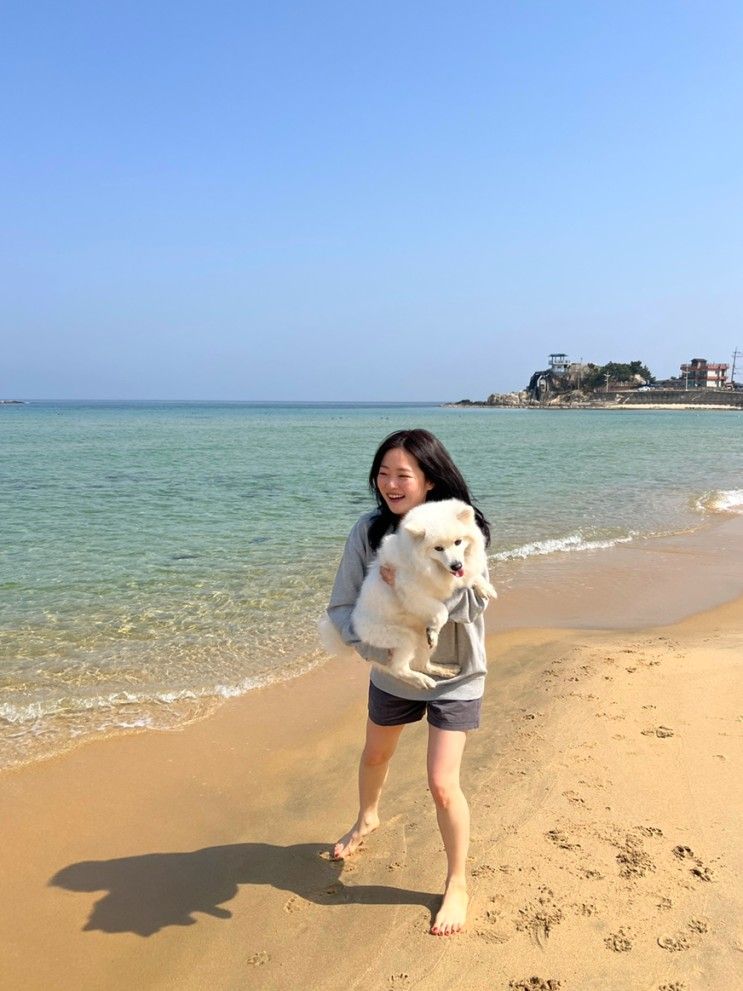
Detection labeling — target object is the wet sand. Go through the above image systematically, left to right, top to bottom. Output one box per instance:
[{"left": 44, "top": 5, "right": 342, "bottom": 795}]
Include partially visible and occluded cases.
[{"left": 3, "top": 517, "right": 743, "bottom": 991}]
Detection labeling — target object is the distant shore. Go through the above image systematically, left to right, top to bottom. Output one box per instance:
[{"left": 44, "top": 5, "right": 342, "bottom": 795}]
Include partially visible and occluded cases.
[
  {"left": 445, "top": 390, "right": 743, "bottom": 411},
  {"left": 445, "top": 401, "right": 743, "bottom": 411}
]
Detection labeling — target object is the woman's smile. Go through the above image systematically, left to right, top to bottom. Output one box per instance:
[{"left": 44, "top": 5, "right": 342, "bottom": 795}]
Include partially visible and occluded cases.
[{"left": 377, "top": 448, "right": 433, "bottom": 515}]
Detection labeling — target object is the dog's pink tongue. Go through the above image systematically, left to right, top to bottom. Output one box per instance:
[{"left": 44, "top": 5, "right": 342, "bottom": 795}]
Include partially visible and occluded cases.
[{"left": 454, "top": 567, "right": 465, "bottom": 577}]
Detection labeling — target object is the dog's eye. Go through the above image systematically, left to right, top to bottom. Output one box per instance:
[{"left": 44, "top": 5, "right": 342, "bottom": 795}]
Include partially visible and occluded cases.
[
  {"left": 454, "top": 539, "right": 462, "bottom": 546},
  {"left": 434, "top": 545, "right": 444, "bottom": 552}
]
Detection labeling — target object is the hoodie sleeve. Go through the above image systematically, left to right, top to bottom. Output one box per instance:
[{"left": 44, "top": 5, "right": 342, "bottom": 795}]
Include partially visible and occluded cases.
[
  {"left": 326, "top": 516, "right": 389, "bottom": 664},
  {"left": 444, "top": 565, "right": 492, "bottom": 624}
]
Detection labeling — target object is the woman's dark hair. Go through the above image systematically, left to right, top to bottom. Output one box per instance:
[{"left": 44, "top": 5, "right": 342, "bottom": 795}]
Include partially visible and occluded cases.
[{"left": 367, "top": 428, "right": 491, "bottom": 550}]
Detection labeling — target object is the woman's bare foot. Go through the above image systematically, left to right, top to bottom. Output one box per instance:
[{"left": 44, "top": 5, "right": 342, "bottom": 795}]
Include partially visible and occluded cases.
[
  {"left": 332, "top": 814, "right": 380, "bottom": 860},
  {"left": 430, "top": 878, "right": 468, "bottom": 935}
]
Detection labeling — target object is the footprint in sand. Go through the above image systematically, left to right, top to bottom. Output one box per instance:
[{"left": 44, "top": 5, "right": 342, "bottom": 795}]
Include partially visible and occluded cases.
[
  {"left": 642, "top": 725, "right": 674, "bottom": 738},
  {"left": 578, "top": 775, "right": 607, "bottom": 789},
  {"left": 562, "top": 789, "right": 586, "bottom": 806},
  {"left": 635, "top": 825, "right": 663, "bottom": 838},
  {"left": 545, "top": 829, "right": 581, "bottom": 851},
  {"left": 616, "top": 836, "right": 655, "bottom": 879},
  {"left": 672, "top": 845, "right": 695, "bottom": 860},
  {"left": 672, "top": 845, "right": 716, "bottom": 881},
  {"left": 691, "top": 862, "right": 715, "bottom": 882},
  {"left": 471, "top": 863, "right": 498, "bottom": 878},
  {"left": 579, "top": 867, "right": 605, "bottom": 880},
  {"left": 514, "top": 887, "right": 564, "bottom": 946},
  {"left": 283, "top": 895, "right": 308, "bottom": 914},
  {"left": 477, "top": 897, "right": 512, "bottom": 943},
  {"left": 571, "top": 902, "right": 597, "bottom": 917},
  {"left": 475, "top": 927, "right": 512, "bottom": 944},
  {"left": 604, "top": 928, "right": 632, "bottom": 952},
  {"left": 657, "top": 933, "right": 690, "bottom": 952},
  {"left": 247, "top": 951, "right": 270, "bottom": 966},
  {"left": 387, "top": 973, "right": 410, "bottom": 990},
  {"left": 508, "top": 978, "right": 562, "bottom": 991},
  {"left": 658, "top": 984, "right": 687, "bottom": 991}
]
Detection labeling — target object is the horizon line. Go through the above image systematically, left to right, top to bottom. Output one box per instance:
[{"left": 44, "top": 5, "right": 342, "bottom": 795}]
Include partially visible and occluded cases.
[{"left": 2, "top": 397, "right": 449, "bottom": 404}]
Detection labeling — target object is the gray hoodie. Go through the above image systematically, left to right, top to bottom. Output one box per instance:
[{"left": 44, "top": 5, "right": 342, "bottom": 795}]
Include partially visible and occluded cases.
[{"left": 326, "top": 510, "right": 490, "bottom": 701}]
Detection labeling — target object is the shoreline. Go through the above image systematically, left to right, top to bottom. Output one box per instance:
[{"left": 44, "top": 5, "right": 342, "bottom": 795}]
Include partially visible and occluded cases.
[
  {"left": 444, "top": 402, "right": 743, "bottom": 412},
  {"left": 6, "top": 512, "right": 743, "bottom": 774},
  {"left": 493, "top": 512, "right": 743, "bottom": 630},
  {"left": 3, "top": 513, "right": 743, "bottom": 988}
]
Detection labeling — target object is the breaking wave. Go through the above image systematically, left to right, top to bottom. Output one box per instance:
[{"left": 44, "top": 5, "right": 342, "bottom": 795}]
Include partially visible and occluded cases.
[
  {"left": 695, "top": 489, "right": 743, "bottom": 515},
  {"left": 492, "top": 531, "right": 635, "bottom": 562},
  {"left": 0, "top": 654, "right": 325, "bottom": 730}
]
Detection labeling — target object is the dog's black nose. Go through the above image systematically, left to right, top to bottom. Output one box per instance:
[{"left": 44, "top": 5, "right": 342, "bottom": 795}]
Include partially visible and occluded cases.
[{"left": 450, "top": 561, "right": 463, "bottom": 572}]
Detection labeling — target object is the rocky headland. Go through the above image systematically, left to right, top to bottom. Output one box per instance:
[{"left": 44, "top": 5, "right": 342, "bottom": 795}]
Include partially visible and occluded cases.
[{"left": 446, "top": 390, "right": 743, "bottom": 410}]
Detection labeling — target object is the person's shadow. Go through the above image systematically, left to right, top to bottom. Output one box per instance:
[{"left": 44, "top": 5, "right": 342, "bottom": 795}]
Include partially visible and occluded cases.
[{"left": 50, "top": 843, "right": 438, "bottom": 936}]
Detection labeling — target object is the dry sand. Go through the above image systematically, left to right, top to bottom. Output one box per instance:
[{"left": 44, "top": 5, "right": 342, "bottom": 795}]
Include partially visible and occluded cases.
[{"left": 3, "top": 523, "right": 743, "bottom": 991}]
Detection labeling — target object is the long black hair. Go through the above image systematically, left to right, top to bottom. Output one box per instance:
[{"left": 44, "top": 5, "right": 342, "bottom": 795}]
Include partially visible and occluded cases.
[{"left": 367, "top": 428, "right": 491, "bottom": 550}]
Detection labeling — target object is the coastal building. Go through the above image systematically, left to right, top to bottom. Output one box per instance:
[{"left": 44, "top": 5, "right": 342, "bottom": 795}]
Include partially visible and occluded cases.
[
  {"left": 548, "top": 353, "right": 569, "bottom": 375},
  {"left": 679, "top": 358, "right": 729, "bottom": 389}
]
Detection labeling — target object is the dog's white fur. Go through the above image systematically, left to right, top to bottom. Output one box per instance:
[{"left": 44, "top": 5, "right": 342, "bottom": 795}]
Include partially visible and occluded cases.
[{"left": 320, "top": 499, "right": 497, "bottom": 690}]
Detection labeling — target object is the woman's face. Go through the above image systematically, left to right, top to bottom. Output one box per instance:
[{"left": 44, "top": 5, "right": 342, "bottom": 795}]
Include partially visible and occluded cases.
[{"left": 376, "top": 447, "right": 433, "bottom": 516}]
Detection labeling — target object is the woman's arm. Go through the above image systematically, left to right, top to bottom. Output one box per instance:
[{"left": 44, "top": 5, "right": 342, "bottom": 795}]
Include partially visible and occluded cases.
[{"left": 326, "top": 518, "right": 389, "bottom": 663}]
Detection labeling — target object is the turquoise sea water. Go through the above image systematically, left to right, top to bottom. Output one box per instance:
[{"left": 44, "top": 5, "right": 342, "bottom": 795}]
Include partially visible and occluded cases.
[{"left": 2, "top": 400, "right": 743, "bottom": 767}]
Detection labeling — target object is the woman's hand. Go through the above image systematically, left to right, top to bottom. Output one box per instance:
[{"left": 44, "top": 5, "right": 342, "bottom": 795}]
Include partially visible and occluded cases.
[{"left": 380, "top": 565, "right": 396, "bottom": 587}]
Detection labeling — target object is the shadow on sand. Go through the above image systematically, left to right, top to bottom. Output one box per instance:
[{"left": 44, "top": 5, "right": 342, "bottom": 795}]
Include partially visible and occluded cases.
[{"left": 50, "top": 842, "right": 438, "bottom": 936}]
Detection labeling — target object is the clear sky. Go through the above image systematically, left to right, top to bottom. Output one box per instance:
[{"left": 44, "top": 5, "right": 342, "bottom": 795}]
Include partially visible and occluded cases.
[{"left": 4, "top": 1, "right": 742, "bottom": 400}]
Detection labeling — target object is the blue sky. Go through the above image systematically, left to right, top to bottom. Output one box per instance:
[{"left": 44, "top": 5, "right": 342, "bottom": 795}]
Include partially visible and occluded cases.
[{"left": 4, "top": 1, "right": 742, "bottom": 400}]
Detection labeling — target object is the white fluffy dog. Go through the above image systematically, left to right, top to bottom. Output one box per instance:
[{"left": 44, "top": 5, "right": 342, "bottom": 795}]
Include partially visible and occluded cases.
[{"left": 321, "top": 498, "right": 497, "bottom": 690}]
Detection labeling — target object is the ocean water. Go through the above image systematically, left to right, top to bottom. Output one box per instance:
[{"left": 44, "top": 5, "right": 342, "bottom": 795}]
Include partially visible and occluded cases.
[{"left": 2, "top": 400, "right": 743, "bottom": 768}]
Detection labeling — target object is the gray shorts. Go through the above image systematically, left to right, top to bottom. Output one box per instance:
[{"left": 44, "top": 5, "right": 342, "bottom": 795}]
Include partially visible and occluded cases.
[{"left": 368, "top": 682, "right": 482, "bottom": 732}]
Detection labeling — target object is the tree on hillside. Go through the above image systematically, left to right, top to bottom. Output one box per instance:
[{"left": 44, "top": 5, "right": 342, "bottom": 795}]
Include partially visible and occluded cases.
[{"left": 582, "top": 360, "right": 653, "bottom": 390}]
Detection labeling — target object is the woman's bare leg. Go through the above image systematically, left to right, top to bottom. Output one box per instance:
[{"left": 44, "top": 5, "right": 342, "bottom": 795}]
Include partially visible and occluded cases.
[
  {"left": 333, "top": 718, "right": 405, "bottom": 860},
  {"left": 427, "top": 725, "right": 469, "bottom": 935}
]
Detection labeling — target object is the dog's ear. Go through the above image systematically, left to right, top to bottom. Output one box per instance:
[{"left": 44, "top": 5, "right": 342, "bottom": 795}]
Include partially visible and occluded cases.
[
  {"left": 456, "top": 504, "right": 475, "bottom": 525},
  {"left": 402, "top": 518, "right": 426, "bottom": 540}
]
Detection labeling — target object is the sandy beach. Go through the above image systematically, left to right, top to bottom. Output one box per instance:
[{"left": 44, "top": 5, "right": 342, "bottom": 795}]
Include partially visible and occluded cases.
[{"left": 3, "top": 518, "right": 743, "bottom": 991}]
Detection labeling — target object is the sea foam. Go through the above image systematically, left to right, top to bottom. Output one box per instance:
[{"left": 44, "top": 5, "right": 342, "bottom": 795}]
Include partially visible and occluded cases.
[
  {"left": 695, "top": 489, "right": 743, "bottom": 514},
  {"left": 493, "top": 531, "right": 635, "bottom": 562}
]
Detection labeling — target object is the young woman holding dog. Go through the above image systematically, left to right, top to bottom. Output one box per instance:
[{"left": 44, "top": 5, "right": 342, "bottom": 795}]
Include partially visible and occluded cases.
[{"left": 325, "top": 429, "right": 492, "bottom": 937}]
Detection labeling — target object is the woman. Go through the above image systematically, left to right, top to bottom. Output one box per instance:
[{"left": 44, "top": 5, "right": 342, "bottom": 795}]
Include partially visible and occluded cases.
[{"left": 325, "top": 429, "right": 492, "bottom": 936}]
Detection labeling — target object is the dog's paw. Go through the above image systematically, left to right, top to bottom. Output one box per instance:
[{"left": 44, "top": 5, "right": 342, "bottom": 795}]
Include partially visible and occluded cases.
[
  {"left": 473, "top": 580, "right": 498, "bottom": 600},
  {"left": 426, "top": 627, "right": 439, "bottom": 650},
  {"left": 427, "top": 663, "right": 461, "bottom": 680}
]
